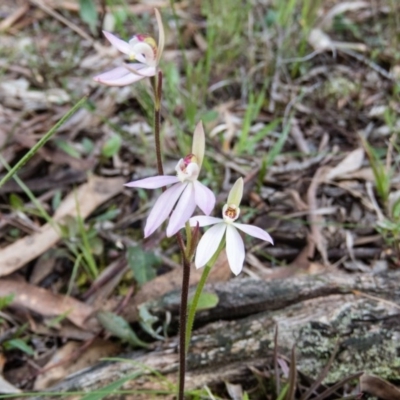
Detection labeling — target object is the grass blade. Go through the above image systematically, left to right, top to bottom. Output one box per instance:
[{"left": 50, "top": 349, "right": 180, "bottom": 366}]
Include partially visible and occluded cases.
[
  {"left": 0, "top": 96, "right": 87, "bottom": 189},
  {"left": 80, "top": 372, "right": 142, "bottom": 400}
]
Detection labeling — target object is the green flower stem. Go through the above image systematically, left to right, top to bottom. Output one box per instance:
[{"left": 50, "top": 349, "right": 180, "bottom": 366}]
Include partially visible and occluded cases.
[
  {"left": 0, "top": 96, "right": 87, "bottom": 189},
  {"left": 185, "top": 221, "right": 192, "bottom": 258},
  {"left": 185, "top": 239, "right": 225, "bottom": 351}
]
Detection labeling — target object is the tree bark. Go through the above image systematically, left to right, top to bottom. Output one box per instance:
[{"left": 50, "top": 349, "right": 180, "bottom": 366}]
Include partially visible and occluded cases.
[{"left": 38, "top": 270, "right": 400, "bottom": 398}]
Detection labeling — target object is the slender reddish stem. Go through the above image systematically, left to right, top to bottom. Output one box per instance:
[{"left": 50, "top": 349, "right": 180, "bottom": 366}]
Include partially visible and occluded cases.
[
  {"left": 152, "top": 70, "right": 189, "bottom": 399},
  {"left": 154, "top": 71, "right": 164, "bottom": 177},
  {"left": 177, "top": 233, "right": 191, "bottom": 400}
]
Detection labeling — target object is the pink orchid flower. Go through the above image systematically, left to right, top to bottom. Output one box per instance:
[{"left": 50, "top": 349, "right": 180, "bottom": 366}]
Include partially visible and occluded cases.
[
  {"left": 94, "top": 9, "right": 164, "bottom": 86},
  {"left": 125, "top": 122, "right": 215, "bottom": 238},
  {"left": 190, "top": 178, "right": 273, "bottom": 275}
]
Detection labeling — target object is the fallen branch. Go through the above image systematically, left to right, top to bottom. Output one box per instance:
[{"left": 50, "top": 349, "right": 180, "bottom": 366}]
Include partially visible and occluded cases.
[{"left": 38, "top": 270, "right": 400, "bottom": 397}]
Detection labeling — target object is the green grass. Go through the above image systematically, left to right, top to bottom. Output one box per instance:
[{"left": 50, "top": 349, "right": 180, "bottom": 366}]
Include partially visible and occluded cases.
[
  {"left": 0, "top": 97, "right": 86, "bottom": 189},
  {"left": 0, "top": 153, "right": 102, "bottom": 284}
]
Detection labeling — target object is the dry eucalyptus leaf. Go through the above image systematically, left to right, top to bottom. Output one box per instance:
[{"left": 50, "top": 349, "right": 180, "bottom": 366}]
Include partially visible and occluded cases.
[
  {"left": 319, "top": 1, "right": 369, "bottom": 30},
  {"left": 326, "top": 148, "right": 364, "bottom": 180},
  {"left": 307, "top": 167, "right": 329, "bottom": 265},
  {"left": 340, "top": 167, "right": 375, "bottom": 182},
  {"left": 0, "top": 175, "right": 124, "bottom": 276},
  {"left": 343, "top": 260, "right": 370, "bottom": 272},
  {"left": 0, "top": 279, "right": 96, "bottom": 329},
  {"left": 34, "top": 339, "right": 120, "bottom": 390},
  {"left": 360, "top": 374, "right": 400, "bottom": 400},
  {"left": 0, "top": 375, "right": 21, "bottom": 394},
  {"left": 225, "top": 382, "right": 244, "bottom": 400}
]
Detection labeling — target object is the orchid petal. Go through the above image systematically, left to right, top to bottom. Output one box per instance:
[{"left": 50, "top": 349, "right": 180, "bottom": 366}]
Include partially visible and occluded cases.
[
  {"left": 154, "top": 8, "right": 165, "bottom": 65},
  {"left": 103, "top": 31, "right": 131, "bottom": 55},
  {"left": 129, "top": 42, "right": 156, "bottom": 65},
  {"left": 124, "top": 63, "right": 156, "bottom": 77},
  {"left": 93, "top": 66, "right": 128, "bottom": 81},
  {"left": 93, "top": 67, "right": 146, "bottom": 86},
  {"left": 192, "top": 121, "right": 205, "bottom": 169},
  {"left": 185, "top": 163, "right": 200, "bottom": 180},
  {"left": 125, "top": 175, "right": 179, "bottom": 189},
  {"left": 227, "top": 177, "right": 243, "bottom": 207},
  {"left": 193, "top": 180, "right": 216, "bottom": 215},
  {"left": 144, "top": 183, "right": 187, "bottom": 237},
  {"left": 167, "top": 184, "right": 196, "bottom": 237},
  {"left": 189, "top": 216, "right": 223, "bottom": 227},
  {"left": 195, "top": 223, "right": 227, "bottom": 268},
  {"left": 233, "top": 223, "right": 274, "bottom": 244},
  {"left": 226, "top": 225, "right": 245, "bottom": 275}
]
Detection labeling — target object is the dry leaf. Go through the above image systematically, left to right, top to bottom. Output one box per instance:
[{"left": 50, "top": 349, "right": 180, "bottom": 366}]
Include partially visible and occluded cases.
[
  {"left": 319, "top": 1, "right": 369, "bottom": 30},
  {"left": 0, "top": 3, "right": 29, "bottom": 32},
  {"left": 290, "top": 118, "right": 310, "bottom": 155},
  {"left": 326, "top": 148, "right": 364, "bottom": 180},
  {"left": 307, "top": 167, "right": 329, "bottom": 265},
  {"left": 339, "top": 167, "right": 375, "bottom": 181},
  {"left": 0, "top": 175, "right": 124, "bottom": 276},
  {"left": 29, "top": 252, "right": 58, "bottom": 285},
  {"left": 84, "top": 259, "right": 128, "bottom": 307},
  {"left": 343, "top": 260, "right": 370, "bottom": 272},
  {"left": 0, "top": 279, "right": 95, "bottom": 329},
  {"left": 34, "top": 339, "right": 120, "bottom": 390},
  {"left": 360, "top": 374, "right": 400, "bottom": 400},
  {"left": 0, "top": 375, "right": 21, "bottom": 394},
  {"left": 225, "top": 382, "right": 244, "bottom": 400}
]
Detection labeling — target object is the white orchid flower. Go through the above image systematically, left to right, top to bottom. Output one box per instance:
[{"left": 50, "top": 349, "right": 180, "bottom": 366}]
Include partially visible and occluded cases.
[
  {"left": 94, "top": 9, "right": 164, "bottom": 86},
  {"left": 125, "top": 122, "right": 215, "bottom": 237},
  {"left": 190, "top": 178, "right": 273, "bottom": 275}
]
